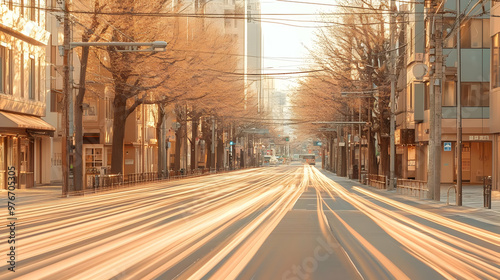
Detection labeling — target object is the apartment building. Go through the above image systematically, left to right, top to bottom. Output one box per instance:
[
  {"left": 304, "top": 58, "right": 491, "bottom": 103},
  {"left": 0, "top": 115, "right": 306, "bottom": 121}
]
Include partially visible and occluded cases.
[
  {"left": 0, "top": 1, "right": 53, "bottom": 189},
  {"left": 398, "top": 1, "right": 492, "bottom": 185}
]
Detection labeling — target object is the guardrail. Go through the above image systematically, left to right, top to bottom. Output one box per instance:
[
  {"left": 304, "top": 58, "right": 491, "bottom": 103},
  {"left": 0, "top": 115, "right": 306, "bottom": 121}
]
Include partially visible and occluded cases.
[
  {"left": 84, "top": 167, "right": 244, "bottom": 194},
  {"left": 368, "top": 174, "right": 387, "bottom": 189},
  {"left": 396, "top": 179, "right": 428, "bottom": 199}
]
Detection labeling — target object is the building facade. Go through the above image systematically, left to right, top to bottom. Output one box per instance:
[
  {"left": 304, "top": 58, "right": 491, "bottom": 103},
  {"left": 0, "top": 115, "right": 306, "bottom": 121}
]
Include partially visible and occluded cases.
[
  {"left": 399, "top": 0, "right": 493, "bottom": 185},
  {"left": 490, "top": 0, "right": 500, "bottom": 191},
  {"left": 0, "top": 1, "right": 54, "bottom": 189}
]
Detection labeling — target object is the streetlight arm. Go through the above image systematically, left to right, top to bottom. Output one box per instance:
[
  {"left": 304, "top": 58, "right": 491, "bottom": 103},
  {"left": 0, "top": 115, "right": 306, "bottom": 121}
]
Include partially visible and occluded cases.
[{"left": 69, "top": 41, "right": 168, "bottom": 52}]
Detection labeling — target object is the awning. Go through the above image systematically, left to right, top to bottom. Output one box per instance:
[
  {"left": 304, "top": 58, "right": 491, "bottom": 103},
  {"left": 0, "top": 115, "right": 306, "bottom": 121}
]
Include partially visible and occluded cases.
[{"left": 0, "top": 111, "right": 56, "bottom": 134}]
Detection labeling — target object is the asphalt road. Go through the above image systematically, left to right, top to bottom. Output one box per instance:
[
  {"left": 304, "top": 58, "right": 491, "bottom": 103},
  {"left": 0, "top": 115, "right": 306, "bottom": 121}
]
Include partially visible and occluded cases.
[{"left": 0, "top": 165, "right": 498, "bottom": 280}]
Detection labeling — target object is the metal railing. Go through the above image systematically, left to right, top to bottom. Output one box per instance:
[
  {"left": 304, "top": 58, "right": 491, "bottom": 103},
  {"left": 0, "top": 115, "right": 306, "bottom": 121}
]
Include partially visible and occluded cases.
[
  {"left": 85, "top": 167, "right": 244, "bottom": 194},
  {"left": 124, "top": 172, "right": 158, "bottom": 184},
  {"left": 89, "top": 174, "right": 123, "bottom": 192},
  {"left": 368, "top": 174, "right": 387, "bottom": 189},
  {"left": 396, "top": 179, "right": 429, "bottom": 199}
]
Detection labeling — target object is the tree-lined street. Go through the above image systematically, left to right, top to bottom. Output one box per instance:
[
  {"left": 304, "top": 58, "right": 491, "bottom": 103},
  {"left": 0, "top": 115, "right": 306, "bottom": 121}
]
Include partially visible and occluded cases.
[{"left": 1, "top": 165, "right": 498, "bottom": 279}]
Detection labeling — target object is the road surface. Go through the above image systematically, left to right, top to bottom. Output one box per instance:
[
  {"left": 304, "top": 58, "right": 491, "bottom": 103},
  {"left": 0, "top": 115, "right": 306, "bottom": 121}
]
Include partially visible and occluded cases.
[{"left": 1, "top": 165, "right": 499, "bottom": 279}]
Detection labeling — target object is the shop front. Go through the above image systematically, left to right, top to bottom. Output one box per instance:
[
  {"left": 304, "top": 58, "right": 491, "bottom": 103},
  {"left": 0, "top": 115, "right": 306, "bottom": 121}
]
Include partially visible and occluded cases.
[
  {"left": 0, "top": 111, "right": 55, "bottom": 189},
  {"left": 440, "top": 135, "right": 493, "bottom": 184}
]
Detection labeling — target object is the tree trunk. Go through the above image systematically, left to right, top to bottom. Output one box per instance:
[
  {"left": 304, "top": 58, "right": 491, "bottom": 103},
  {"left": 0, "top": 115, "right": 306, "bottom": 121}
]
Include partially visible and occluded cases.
[
  {"left": 74, "top": 45, "right": 90, "bottom": 192},
  {"left": 110, "top": 96, "right": 128, "bottom": 175},
  {"left": 156, "top": 105, "right": 165, "bottom": 178},
  {"left": 190, "top": 115, "right": 199, "bottom": 171},
  {"left": 203, "top": 119, "right": 213, "bottom": 170},
  {"left": 216, "top": 123, "right": 224, "bottom": 170},
  {"left": 174, "top": 126, "right": 181, "bottom": 171},
  {"left": 379, "top": 136, "right": 390, "bottom": 177}
]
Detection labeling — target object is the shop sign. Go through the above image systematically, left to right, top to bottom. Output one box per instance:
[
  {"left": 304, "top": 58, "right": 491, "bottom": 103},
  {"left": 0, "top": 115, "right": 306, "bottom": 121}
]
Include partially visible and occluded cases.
[{"left": 468, "top": 135, "right": 490, "bottom": 141}]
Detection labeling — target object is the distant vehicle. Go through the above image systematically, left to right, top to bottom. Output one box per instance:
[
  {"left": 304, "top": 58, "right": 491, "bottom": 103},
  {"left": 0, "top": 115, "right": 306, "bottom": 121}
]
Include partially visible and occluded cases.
[
  {"left": 300, "top": 154, "right": 316, "bottom": 165},
  {"left": 263, "top": 155, "right": 272, "bottom": 167}
]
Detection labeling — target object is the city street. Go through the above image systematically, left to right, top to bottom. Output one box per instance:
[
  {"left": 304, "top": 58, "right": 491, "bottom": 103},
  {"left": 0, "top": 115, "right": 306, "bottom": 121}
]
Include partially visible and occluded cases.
[{"left": 1, "top": 165, "right": 499, "bottom": 280}]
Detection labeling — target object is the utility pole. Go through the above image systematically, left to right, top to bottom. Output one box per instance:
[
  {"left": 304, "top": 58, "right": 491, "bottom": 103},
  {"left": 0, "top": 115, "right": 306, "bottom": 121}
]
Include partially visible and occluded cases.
[
  {"left": 62, "top": 0, "right": 71, "bottom": 197},
  {"left": 389, "top": 0, "right": 396, "bottom": 190},
  {"left": 456, "top": 0, "right": 463, "bottom": 206},
  {"left": 428, "top": 3, "right": 443, "bottom": 201},
  {"left": 358, "top": 101, "right": 362, "bottom": 181},
  {"left": 211, "top": 116, "right": 216, "bottom": 170}
]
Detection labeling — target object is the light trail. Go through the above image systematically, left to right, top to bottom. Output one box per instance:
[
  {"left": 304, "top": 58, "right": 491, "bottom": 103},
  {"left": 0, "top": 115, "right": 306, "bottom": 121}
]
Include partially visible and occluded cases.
[
  {"left": 1, "top": 165, "right": 497, "bottom": 279},
  {"left": 0, "top": 166, "right": 307, "bottom": 279},
  {"left": 310, "top": 168, "right": 500, "bottom": 280}
]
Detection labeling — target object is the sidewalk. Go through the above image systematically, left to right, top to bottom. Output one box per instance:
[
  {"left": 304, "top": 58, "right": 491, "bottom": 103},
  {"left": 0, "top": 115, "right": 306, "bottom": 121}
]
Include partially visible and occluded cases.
[
  {"left": 439, "top": 183, "right": 500, "bottom": 210},
  {"left": 0, "top": 184, "right": 66, "bottom": 205}
]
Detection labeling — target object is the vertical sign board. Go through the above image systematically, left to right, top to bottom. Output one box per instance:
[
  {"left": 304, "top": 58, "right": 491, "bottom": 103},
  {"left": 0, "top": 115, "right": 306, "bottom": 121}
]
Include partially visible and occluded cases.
[{"left": 443, "top": 142, "right": 452, "bottom": 152}]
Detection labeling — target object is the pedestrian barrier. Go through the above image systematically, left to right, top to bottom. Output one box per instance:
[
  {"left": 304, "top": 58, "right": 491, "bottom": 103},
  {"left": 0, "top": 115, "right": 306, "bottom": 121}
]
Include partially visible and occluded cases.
[
  {"left": 83, "top": 167, "right": 250, "bottom": 195},
  {"left": 90, "top": 174, "right": 123, "bottom": 192},
  {"left": 368, "top": 174, "right": 387, "bottom": 189},
  {"left": 396, "top": 179, "right": 429, "bottom": 199},
  {"left": 447, "top": 185, "right": 457, "bottom": 205}
]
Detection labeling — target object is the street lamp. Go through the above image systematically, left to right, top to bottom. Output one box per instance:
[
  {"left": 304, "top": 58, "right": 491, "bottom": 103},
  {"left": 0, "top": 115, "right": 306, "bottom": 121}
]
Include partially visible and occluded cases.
[{"left": 61, "top": 27, "right": 168, "bottom": 195}]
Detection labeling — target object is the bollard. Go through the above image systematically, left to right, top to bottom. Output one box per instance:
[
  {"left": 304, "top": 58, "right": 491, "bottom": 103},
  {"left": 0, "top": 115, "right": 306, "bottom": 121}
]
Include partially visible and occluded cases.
[{"left": 483, "top": 176, "right": 492, "bottom": 209}]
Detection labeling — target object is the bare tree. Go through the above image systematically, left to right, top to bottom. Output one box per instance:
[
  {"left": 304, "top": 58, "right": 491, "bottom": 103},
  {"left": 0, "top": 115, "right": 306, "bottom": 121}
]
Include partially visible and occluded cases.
[{"left": 295, "top": 0, "right": 392, "bottom": 176}]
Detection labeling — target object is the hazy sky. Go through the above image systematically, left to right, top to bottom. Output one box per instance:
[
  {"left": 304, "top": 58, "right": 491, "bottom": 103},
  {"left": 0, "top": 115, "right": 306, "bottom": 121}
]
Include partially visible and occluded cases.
[{"left": 260, "top": 0, "right": 336, "bottom": 89}]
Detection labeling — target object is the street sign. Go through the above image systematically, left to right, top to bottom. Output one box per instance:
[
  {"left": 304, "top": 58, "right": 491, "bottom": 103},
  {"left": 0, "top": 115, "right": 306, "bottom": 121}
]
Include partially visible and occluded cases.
[
  {"left": 314, "top": 141, "right": 322, "bottom": 146},
  {"left": 444, "top": 142, "right": 452, "bottom": 152}
]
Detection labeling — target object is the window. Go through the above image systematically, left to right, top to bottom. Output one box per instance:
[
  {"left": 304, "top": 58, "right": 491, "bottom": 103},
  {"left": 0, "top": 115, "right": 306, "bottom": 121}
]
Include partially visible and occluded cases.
[
  {"left": 29, "top": 0, "right": 35, "bottom": 21},
  {"left": 443, "top": 17, "right": 457, "bottom": 48},
  {"left": 461, "top": 19, "right": 489, "bottom": 49},
  {"left": 482, "top": 19, "right": 490, "bottom": 48},
  {"left": 493, "top": 33, "right": 500, "bottom": 88},
  {"left": 0, "top": 46, "right": 12, "bottom": 95},
  {"left": 0, "top": 46, "right": 5, "bottom": 93},
  {"left": 20, "top": 53, "right": 24, "bottom": 98},
  {"left": 38, "top": 57, "right": 41, "bottom": 100},
  {"left": 29, "top": 58, "right": 35, "bottom": 100},
  {"left": 443, "top": 80, "right": 456, "bottom": 106},
  {"left": 461, "top": 82, "right": 489, "bottom": 107},
  {"left": 425, "top": 83, "right": 430, "bottom": 110},
  {"left": 50, "top": 90, "right": 62, "bottom": 112},
  {"left": 105, "top": 97, "right": 113, "bottom": 119},
  {"left": 83, "top": 100, "right": 97, "bottom": 116}
]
